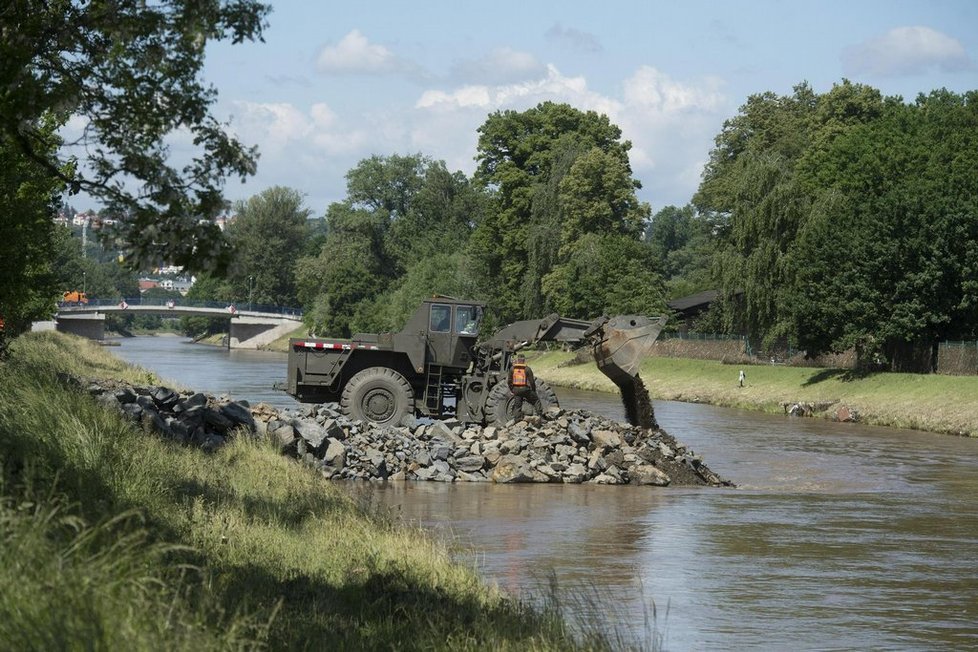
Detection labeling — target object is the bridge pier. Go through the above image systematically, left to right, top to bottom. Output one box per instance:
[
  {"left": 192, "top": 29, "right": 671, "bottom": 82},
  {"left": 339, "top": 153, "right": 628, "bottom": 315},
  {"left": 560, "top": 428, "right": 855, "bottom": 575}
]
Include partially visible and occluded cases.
[
  {"left": 56, "top": 313, "right": 105, "bottom": 340},
  {"left": 229, "top": 317, "right": 301, "bottom": 349}
]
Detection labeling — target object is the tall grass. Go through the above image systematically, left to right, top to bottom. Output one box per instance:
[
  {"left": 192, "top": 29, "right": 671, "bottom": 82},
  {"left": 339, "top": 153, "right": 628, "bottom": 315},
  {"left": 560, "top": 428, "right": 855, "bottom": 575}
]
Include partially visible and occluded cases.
[
  {"left": 0, "top": 332, "right": 621, "bottom": 650},
  {"left": 530, "top": 350, "right": 978, "bottom": 436}
]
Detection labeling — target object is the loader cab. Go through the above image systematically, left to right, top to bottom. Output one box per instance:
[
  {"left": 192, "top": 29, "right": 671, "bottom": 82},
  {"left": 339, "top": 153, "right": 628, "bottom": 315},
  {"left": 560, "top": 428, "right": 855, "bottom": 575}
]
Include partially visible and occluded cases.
[{"left": 415, "top": 298, "right": 483, "bottom": 368}]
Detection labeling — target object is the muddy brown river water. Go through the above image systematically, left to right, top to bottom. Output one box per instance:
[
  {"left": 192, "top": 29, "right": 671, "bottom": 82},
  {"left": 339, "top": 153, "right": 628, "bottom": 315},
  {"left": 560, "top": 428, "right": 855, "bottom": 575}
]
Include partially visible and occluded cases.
[{"left": 115, "top": 336, "right": 978, "bottom": 650}]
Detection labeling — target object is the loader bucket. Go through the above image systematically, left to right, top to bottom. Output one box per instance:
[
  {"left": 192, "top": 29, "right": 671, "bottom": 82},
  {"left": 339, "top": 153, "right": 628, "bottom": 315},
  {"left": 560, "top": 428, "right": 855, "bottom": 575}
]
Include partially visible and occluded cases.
[{"left": 591, "top": 315, "right": 667, "bottom": 429}]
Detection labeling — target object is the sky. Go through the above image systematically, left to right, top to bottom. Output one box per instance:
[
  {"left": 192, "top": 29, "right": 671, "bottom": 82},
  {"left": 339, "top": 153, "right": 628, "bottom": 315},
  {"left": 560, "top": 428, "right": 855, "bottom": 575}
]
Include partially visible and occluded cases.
[{"left": 79, "top": 0, "right": 978, "bottom": 216}]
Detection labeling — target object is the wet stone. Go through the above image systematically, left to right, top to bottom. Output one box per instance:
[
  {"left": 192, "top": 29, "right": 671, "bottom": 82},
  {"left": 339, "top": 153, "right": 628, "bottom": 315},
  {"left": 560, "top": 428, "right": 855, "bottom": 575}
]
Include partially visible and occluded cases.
[{"left": 82, "top": 377, "right": 732, "bottom": 488}]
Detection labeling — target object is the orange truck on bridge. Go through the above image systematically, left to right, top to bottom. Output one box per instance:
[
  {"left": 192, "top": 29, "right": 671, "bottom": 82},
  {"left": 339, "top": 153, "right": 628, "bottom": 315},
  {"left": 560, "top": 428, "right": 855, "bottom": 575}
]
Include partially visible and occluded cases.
[{"left": 62, "top": 291, "right": 88, "bottom": 304}]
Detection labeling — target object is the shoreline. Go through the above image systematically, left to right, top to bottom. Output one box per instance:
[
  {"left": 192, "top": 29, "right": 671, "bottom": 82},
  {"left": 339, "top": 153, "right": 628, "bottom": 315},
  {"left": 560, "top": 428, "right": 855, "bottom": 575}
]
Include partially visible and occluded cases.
[
  {"left": 130, "top": 329, "right": 978, "bottom": 438},
  {"left": 527, "top": 350, "right": 978, "bottom": 438}
]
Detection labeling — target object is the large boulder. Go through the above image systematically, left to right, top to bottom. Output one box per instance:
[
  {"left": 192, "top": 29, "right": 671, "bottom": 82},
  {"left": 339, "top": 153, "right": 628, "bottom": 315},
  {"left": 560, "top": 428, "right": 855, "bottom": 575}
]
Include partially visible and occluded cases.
[{"left": 491, "top": 455, "right": 535, "bottom": 483}]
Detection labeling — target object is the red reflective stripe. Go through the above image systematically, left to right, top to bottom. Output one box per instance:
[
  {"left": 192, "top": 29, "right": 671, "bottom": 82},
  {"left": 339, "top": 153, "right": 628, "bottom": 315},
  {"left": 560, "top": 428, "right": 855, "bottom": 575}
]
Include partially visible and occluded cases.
[{"left": 297, "top": 342, "right": 379, "bottom": 351}]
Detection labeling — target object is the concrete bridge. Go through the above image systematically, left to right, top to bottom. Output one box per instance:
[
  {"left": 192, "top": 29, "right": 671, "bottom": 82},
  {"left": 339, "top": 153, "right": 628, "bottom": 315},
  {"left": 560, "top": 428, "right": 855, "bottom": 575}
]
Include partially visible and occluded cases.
[{"left": 55, "top": 299, "right": 304, "bottom": 349}]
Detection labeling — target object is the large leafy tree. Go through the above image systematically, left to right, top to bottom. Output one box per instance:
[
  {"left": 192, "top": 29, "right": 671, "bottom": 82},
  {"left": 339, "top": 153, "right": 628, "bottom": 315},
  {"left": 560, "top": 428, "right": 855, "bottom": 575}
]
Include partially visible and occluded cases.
[
  {"left": 1, "top": 0, "right": 270, "bottom": 272},
  {"left": 696, "top": 81, "right": 886, "bottom": 344},
  {"left": 790, "top": 90, "right": 978, "bottom": 370},
  {"left": 471, "top": 102, "right": 648, "bottom": 322},
  {"left": 0, "top": 121, "right": 64, "bottom": 336},
  {"left": 297, "top": 154, "right": 485, "bottom": 335},
  {"left": 225, "top": 186, "right": 310, "bottom": 308},
  {"left": 295, "top": 204, "right": 388, "bottom": 337},
  {"left": 645, "top": 204, "right": 717, "bottom": 299},
  {"left": 542, "top": 234, "right": 666, "bottom": 318}
]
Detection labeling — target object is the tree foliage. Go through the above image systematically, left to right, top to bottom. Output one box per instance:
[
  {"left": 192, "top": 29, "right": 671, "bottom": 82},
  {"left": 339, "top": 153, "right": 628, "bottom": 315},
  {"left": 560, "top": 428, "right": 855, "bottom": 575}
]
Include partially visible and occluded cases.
[
  {"left": 0, "top": 0, "right": 270, "bottom": 272},
  {"left": 696, "top": 81, "right": 887, "bottom": 346},
  {"left": 698, "top": 81, "right": 978, "bottom": 370},
  {"left": 790, "top": 90, "right": 978, "bottom": 369},
  {"left": 471, "top": 102, "right": 654, "bottom": 322},
  {"left": 0, "top": 122, "right": 64, "bottom": 336},
  {"left": 297, "top": 154, "right": 485, "bottom": 336},
  {"left": 225, "top": 186, "right": 310, "bottom": 307},
  {"left": 645, "top": 204, "right": 717, "bottom": 299},
  {"left": 542, "top": 234, "right": 666, "bottom": 318}
]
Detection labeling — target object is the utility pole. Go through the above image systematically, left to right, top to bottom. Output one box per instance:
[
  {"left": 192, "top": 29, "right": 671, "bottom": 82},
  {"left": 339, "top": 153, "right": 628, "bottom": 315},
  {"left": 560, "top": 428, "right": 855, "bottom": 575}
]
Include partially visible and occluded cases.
[{"left": 247, "top": 276, "right": 254, "bottom": 311}]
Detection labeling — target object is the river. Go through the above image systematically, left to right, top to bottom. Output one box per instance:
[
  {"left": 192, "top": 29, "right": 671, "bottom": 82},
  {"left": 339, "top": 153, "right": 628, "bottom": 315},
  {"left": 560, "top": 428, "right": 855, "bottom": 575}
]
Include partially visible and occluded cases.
[{"left": 112, "top": 336, "right": 978, "bottom": 650}]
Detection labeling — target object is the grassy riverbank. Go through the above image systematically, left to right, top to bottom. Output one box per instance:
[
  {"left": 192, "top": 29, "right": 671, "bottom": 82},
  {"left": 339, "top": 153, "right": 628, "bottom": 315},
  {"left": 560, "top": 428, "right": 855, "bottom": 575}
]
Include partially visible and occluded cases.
[
  {"left": 0, "top": 333, "right": 611, "bottom": 650},
  {"left": 528, "top": 351, "right": 978, "bottom": 437}
]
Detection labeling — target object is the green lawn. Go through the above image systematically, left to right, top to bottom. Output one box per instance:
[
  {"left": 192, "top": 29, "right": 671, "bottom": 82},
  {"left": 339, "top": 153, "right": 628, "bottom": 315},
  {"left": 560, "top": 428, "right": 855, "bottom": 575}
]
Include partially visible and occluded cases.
[{"left": 529, "top": 351, "right": 978, "bottom": 437}]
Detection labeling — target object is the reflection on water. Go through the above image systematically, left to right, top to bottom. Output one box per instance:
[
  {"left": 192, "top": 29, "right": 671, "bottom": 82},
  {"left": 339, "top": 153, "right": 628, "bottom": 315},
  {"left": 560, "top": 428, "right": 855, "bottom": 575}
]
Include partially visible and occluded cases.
[
  {"left": 112, "top": 335, "right": 301, "bottom": 410},
  {"left": 114, "top": 336, "right": 978, "bottom": 650}
]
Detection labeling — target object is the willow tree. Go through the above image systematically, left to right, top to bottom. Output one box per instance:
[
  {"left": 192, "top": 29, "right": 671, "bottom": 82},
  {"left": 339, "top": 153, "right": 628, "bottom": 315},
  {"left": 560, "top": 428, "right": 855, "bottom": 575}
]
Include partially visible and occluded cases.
[
  {"left": 696, "top": 81, "right": 886, "bottom": 346},
  {"left": 791, "top": 90, "right": 978, "bottom": 370},
  {"left": 471, "top": 102, "right": 649, "bottom": 322}
]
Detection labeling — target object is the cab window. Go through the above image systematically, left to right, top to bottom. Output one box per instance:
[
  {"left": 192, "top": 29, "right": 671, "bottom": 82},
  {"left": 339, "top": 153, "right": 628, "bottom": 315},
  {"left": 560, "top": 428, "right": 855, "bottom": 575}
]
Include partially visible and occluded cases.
[
  {"left": 429, "top": 304, "right": 451, "bottom": 332},
  {"left": 455, "top": 305, "right": 481, "bottom": 335}
]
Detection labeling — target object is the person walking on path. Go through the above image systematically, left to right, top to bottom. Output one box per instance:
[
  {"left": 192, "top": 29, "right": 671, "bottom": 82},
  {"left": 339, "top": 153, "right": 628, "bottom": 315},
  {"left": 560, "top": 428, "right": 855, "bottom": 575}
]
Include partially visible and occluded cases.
[{"left": 739, "top": 369, "right": 746, "bottom": 387}]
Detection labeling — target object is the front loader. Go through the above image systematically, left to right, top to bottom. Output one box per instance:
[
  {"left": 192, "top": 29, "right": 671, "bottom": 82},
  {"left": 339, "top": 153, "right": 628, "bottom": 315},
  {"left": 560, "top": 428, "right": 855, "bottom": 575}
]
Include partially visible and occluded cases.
[{"left": 285, "top": 297, "right": 666, "bottom": 428}]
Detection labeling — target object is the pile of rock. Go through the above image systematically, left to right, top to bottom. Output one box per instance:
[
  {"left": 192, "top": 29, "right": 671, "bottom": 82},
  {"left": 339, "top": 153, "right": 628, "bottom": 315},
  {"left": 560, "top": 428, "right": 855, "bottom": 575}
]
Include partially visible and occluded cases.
[
  {"left": 84, "top": 379, "right": 732, "bottom": 487},
  {"left": 87, "top": 380, "right": 257, "bottom": 453},
  {"left": 780, "top": 399, "right": 860, "bottom": 423},
  {"left": 256, "top": 402, "right": 731, "bottom": 487}
]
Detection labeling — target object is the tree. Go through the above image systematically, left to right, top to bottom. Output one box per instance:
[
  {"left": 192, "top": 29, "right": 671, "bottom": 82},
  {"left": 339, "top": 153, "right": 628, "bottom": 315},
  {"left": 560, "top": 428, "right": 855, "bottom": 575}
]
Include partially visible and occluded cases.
[
  {"left": 1, "top": 0, "right": 270, "bottom": 272},
  {"left": 696, "top": 81, "right": 886, "bottom": 345},
  {"left": 790, "top": 90, "right": 978, "bottom": 370},
  {"left": 471, "top": 102, "right": 645, "bottom": 322},
  {"left": 0, "top": 121, "right": 64, "bottom": 337},
  {"left": 296, "top": 154, "right": 485, "bottom": 334},
  {"left": 225, "top": 187, "right": 310, "bottom": 308},
  {"left": 295, "top": 204, "right": 388, "bottom": 337},
  {"left": 645, "top": 204, "right": 717, "bottom": 299},
  {"left": 542, "top": 234, "right": 665, "bottom": 318},
  {"left": 352, "top": 251, "right": 481, "bottom": 334}
]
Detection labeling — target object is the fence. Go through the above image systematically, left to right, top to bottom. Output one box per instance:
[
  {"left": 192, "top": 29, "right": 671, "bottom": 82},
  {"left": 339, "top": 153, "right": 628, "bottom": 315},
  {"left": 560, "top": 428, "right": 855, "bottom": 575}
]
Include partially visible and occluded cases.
[
  {"left": 652, "top": 333, "right": 747, "bottom": 362},
  {"left": 654, "top": 333, "right": 859, "bottom": 368},
  {"left": 653, "top": 335, "right": 977, "bottom": 375},
  {"left": 937, "top": 340, "right": 978, "bottom": 376}
]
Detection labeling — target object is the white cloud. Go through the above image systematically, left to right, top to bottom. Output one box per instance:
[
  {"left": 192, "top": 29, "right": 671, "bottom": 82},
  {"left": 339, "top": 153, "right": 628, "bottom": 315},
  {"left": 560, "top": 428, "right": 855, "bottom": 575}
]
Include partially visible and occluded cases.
[
  {"left": 545, "top": 22, "right": 602, "bottom": 53},
  {"left": 843, "top": 26, "right": 972, "bottom": 77},
  {"left": 316, "top": 29, "right": 414, "bottom": 75},
  {"left": 449, "top": 47, "right": 547, "bottom": 85},
  {"left": 218, "top": 64, "right": 731, "bottom": 212},
  {"left": 416, "top": 64, "right": 619, "bottom": 117},
  {"left": 413, "top": 65, "right": 728, "bottom": 207},
  {"left": 622, "top": 66, "right": 726, "bottom": 114},
  {"left": 228, "top": 100, "right": 367, "bottom": 159}
]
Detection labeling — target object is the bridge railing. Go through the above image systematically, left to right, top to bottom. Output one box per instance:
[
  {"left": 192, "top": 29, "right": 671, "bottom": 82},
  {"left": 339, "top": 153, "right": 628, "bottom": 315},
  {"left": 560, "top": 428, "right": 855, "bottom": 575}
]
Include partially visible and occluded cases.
[{"left": 57, "top": 297, "right": 303, "bottom": 318}]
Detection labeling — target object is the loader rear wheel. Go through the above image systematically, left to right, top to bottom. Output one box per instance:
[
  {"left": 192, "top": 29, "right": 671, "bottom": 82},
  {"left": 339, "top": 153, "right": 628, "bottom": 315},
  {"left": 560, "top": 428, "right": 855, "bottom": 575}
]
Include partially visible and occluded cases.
[
  {"left": 341, "top": 367, "right": 414, "bottom": 427},
  {"left": 484, "top": 378, "right": 558, "bottom": 426}
]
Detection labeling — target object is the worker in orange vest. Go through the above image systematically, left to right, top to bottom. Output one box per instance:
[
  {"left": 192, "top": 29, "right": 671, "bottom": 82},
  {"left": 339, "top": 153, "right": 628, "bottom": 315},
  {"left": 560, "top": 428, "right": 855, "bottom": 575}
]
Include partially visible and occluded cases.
[{"left": 507, "top": 353, "right": 540, "bottom": 413}]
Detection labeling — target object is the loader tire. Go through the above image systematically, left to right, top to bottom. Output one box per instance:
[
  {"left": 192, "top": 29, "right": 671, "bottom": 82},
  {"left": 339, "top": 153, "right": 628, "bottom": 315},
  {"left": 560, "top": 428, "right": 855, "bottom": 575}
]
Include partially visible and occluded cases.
[
  {"left": 341, "top": 367, "right": 414, "bottom": 427},
  {"left": 484, "top": 378, "right": 558, "bottom": 426}
]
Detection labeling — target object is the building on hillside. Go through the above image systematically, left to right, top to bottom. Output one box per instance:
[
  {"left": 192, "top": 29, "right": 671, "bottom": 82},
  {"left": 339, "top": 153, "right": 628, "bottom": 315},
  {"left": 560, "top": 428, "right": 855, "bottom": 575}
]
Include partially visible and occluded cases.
[
  {"left": 172, "top": 278, "right": 194, "bottom": 295},
  {"left": 138, "top": 279, "right": 159, "bottom": 293}
]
